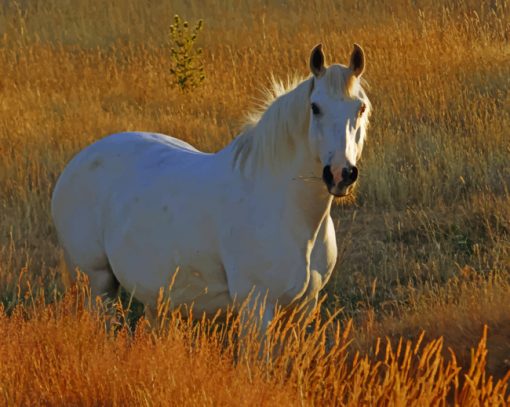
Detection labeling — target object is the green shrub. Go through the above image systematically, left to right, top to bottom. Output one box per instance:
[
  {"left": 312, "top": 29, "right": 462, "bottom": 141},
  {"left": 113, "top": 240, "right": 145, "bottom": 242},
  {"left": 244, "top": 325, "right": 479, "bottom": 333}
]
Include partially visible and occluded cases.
[{"left": 168, "top": 15, "right": 205, "bottom": 91}]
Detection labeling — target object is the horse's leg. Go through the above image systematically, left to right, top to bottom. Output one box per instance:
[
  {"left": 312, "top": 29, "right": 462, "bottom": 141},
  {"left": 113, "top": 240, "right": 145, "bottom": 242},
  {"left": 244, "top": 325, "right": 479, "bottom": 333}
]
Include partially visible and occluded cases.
[
  {"left": 295, "top": 215, "right": 337, "bottom": 329},
  {"left": 62, "top": 244, "right": 119, "bottom": 300},
  {"left": 62, "top": 248, "right": 77, "bottom": 280},
  {"left": 63, "top": 248, "right": 119, "bottom": 300},
  {"left": 63, "top": 248, "right": 120, "bottom": 331},
  {"left": 86, "top": 267, "right": 120, "bottom": 301},
  {"left": 84, "top": 268, "right": 121, "bottom": 333},
  {"left": 295, "top": 270, "right": 322, "bottom": 325},
  {"left": 239, "top": 291, "right": 274, "bottom": 332},
  {"left": 237, "top": 293, "right": 275, "bottom": 360},
  {"left": 259, "top": 302, "right": 275, "bottom": 335},
  {"left": 259, "top": 304, "right": 275, "bottom": 360},
  {"left": 144, "top": 305, "right": 158, "bottom": 330}
]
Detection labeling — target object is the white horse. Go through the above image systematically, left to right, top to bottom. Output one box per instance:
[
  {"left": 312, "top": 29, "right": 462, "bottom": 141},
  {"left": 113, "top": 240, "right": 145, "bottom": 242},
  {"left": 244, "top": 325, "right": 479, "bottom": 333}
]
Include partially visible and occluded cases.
[{"left": 51, "top": 44, "right": 371, "bottom": 330}]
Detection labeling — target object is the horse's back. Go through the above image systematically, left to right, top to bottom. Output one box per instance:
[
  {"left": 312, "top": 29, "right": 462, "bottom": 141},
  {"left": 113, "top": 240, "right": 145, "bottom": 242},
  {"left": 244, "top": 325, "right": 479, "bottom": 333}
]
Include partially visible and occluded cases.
[
  {"left": 51, "top": 132, "right": 205, "bottom": 272},
  {"left": 60, "top": 132, "right": 202, "bottom": 177}
]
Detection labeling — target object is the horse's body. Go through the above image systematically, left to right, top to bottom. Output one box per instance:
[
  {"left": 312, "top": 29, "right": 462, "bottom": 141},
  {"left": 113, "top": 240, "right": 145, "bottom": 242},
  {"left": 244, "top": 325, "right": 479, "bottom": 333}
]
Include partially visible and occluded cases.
[{"left": 52, "top": 45, "right": 371, "bottom": 329}]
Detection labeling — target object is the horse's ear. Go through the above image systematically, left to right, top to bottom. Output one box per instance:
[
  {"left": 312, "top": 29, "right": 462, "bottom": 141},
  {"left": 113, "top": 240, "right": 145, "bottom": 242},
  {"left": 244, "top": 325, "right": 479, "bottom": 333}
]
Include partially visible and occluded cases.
[
  {"left": 309, "top": 43, "right": 326, "bottom": 78},
  {"left": 349, "top": 43, "right": 365, "bottom": 77}
]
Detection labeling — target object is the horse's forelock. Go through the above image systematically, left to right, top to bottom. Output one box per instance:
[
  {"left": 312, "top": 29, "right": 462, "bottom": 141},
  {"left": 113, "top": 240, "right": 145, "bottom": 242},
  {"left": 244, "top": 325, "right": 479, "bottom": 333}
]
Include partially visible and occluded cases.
[{"left": 324, "top": 64, "right": 359, "bottom": 99}]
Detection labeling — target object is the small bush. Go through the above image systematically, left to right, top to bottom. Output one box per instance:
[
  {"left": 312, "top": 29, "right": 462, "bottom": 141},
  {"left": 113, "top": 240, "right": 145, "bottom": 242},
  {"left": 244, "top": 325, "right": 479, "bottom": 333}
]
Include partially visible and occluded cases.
[{"left": 168, "top": 14, "right": 205, "bottom": 91}]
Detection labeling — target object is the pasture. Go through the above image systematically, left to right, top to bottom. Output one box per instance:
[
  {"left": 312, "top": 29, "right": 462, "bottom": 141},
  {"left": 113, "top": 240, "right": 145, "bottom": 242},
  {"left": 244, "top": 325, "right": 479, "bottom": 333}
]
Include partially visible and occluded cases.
[{"left": 0, "top": 0, "right": 509, "bottom": 404}]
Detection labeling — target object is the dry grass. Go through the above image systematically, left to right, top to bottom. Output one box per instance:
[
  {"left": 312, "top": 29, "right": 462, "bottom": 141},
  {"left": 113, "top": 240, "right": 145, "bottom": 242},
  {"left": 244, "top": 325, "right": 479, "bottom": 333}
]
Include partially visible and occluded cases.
[
  {"left": 0, "top": 0, "right": 509, "bottom": 404},
  {"left": 1, "top": 280, "right": 509, "bottom": 406}
]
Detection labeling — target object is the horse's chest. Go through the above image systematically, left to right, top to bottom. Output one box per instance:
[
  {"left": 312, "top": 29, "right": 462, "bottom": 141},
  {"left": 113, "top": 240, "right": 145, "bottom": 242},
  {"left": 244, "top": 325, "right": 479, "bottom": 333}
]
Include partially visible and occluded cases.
[{"left": 219, "top": 221, "right": 312, "bottom": 304}]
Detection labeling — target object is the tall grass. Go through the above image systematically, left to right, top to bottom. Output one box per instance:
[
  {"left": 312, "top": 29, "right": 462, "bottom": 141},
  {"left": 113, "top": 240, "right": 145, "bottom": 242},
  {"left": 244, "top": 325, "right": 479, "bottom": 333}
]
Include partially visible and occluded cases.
[
  {"left": 0, "top": 0, "right": 509, "bottom": 402},
  {"left": 1, "top": 280, "right": 508, "bottom": 405}
]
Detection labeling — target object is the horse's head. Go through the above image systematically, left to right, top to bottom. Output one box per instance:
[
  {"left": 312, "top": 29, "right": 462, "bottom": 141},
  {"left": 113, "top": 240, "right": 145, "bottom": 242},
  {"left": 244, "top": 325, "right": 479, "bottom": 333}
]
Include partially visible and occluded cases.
[{"left": 307, "top": 44, "right": 371, "bottom": 197}]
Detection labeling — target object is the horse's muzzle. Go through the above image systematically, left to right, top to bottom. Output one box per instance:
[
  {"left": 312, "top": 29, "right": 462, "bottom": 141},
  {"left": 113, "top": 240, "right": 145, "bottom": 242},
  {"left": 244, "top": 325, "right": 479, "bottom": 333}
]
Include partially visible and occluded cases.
[{"left": 322, "top": 165, "right": 358, "bottom": 197}]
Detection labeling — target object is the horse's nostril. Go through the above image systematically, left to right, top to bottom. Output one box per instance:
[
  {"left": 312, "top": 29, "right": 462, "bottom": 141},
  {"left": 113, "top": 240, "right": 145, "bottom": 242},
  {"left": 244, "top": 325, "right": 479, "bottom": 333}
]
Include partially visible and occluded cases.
[
  {"left": 322, "top": 165, "right": 334, "bottom": 187},
  {"left": 342, "top": 166, "right": 358, "bottom": 183},
  {"left": 350, "top": 166, "right": 358, "bottom": 182},
  {"left": 341, "top": 167, "right": 349, "bottom": 180}
]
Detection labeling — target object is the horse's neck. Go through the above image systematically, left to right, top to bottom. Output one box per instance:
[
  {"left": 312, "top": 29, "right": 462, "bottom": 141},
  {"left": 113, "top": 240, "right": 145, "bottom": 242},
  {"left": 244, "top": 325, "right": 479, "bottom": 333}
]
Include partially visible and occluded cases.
[
  {"left": 222, "top": 77, "right": 332, "bottom": 237},
  {"left": 234, "top": 132, "right": 333, "bottom": 241},
  {"left": 282, "top": 141, "right": 333, "bottom": 236}
]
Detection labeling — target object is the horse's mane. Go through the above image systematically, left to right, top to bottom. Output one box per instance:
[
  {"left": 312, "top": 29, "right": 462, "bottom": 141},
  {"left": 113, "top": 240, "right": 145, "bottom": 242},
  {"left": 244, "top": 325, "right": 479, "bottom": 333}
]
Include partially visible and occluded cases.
[
  {"left": 231, "top": 65, "right": 371, "bottom": 174},
  {"left": 231, "top": 75, "right": 312, "bottom": 174}
]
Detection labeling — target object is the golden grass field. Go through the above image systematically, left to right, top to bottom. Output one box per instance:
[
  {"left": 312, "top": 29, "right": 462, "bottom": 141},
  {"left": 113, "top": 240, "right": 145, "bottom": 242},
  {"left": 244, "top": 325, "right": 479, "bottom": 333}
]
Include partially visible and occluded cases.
[{"left": 0, "top": 0, "right": 509, "bottom": 404}]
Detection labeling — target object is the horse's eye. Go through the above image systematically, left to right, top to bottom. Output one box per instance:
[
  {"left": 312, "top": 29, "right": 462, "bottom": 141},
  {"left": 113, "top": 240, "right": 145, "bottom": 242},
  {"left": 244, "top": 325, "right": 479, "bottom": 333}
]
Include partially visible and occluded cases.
[
  {"left": 311, "top": 103, "right": 321, "bottom": 116},
  {"left": 359, "top": 103, "right": 366, "bottom": 116}
]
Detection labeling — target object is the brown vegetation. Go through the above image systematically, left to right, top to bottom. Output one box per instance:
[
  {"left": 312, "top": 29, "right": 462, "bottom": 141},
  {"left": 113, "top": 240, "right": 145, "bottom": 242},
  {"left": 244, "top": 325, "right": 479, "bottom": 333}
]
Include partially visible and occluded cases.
[
  {"left": 0, "top": 0, "right": 509, "bottom": 404},
  {"left": 1, "top": 280, "right": 509, "bottom": 405}
]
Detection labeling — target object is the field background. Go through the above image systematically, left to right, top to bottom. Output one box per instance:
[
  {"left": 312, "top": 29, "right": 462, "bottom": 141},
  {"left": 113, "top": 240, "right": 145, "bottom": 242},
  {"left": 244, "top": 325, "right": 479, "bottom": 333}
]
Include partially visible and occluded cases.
[{"left": 0, "top": 0, "right": 509, "bottom": 404}]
